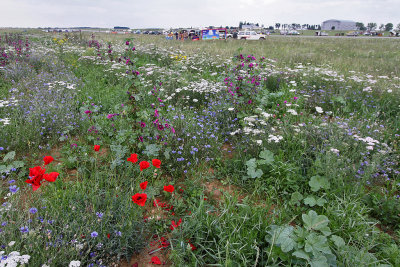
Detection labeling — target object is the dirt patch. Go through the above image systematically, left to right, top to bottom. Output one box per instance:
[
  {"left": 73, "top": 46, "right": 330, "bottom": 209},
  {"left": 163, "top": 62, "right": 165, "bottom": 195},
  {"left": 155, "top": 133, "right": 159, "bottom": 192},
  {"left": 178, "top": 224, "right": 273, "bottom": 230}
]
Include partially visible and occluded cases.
[
  {"left": 203, "top": 179, "right": 244, "bottom": 202},
  {"left": 375, "top": 223, "right": 398, "bottom": 240},
  {"left": 119, "top": 244, "right": 171, "bottom": 267}
]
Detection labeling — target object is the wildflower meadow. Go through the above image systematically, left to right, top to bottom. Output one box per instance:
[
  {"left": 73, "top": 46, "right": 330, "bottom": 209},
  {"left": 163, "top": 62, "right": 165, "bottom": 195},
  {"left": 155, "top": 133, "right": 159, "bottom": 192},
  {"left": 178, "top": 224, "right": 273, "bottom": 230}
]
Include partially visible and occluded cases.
[{"left": 0, "top": 30, "right": 399, "bottom": 266}]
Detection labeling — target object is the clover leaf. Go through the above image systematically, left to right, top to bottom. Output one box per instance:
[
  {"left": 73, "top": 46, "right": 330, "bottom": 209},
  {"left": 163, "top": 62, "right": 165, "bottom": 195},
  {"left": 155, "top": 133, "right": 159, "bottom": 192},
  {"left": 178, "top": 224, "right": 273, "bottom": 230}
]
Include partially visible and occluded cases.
[{"left": 309, "top": 175, "right": 330, "bottom": 192}]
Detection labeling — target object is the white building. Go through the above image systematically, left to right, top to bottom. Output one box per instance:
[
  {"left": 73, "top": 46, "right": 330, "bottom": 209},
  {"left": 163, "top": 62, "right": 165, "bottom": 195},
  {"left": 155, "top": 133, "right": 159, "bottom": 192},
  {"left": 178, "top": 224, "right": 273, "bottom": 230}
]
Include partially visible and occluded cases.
[
  {"left": 321, "top": 20, "right": 356, "bottom": 31},
  {"left": 242, "top": 23, "right": 262, "bottom": 30}
]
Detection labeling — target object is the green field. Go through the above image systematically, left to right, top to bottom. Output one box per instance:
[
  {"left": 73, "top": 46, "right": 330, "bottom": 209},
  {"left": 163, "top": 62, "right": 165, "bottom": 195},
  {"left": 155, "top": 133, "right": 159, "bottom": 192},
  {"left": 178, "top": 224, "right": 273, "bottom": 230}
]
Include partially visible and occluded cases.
[{"left": 0, "top": 30, "right": 400, "bottom": 266}]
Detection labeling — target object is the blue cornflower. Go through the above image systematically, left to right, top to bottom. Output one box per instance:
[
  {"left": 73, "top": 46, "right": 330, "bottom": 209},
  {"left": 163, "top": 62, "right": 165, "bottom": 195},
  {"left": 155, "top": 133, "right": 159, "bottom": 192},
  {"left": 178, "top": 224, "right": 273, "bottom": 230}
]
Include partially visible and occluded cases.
[
  {"left": 8, "top": 180, "right": 15, "bottom": 184},
  {"left": 9, "top": 185, "right": 19, "bottom": 193},
  {"left": 29, "top": 207, "right": 38, "bottom": 214},
  {"left": 96, "top": 212, "right": 103, "bottom": 219},
  {"left": 1, "top": 222, "right": 7, "bottom": 226},
  {"left": 20, "top": 226, "right": 29, "bottom": 233},
  {"left": 91, "top": 231, "right": 98, "bottom": 238},
  {"left": 115, "top": 231, "right": 122, "bottom": 236}
]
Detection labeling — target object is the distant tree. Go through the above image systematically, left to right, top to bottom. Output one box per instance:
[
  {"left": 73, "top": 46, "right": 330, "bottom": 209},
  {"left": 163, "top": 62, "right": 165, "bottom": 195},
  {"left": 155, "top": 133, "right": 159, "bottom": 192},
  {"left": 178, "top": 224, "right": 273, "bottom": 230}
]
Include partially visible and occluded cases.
[
  {"left": 239, "top": 21, "right": 243, "bottom": 29},
  {"left": 246, "top": 22, "right": 250, "bottom": 25},
  {"left": 356, "top": 22, "right": 366, "bottom": 31},
  {"left": 367, "top": 22, "right": 377, "bottom": 31},
  {"left": 256, "top": 23, "right": 259, "bottom": 26},
  {"left": 275, "top": 23, "right": 281, "bottom": 29},
  {"left": 379, "top": 23, "right": 385, "bottom": 31},
  {"left": 385, "top": 23, "right": 393, "bottom": 31},
  {"left": 396, "top": 23, "right": 400, "bottom": 31},
  {"left": 317, "top": 25, "right": 321, "bottom": 30},
  {"left": 226, "top": 26, "right": 229, "bottom": 29},
  {"left": 269, "top": 26, "right": 274, "bottom": 30},
  {"left": 331, "top": 26, "right": 336, "bottom": 30}
]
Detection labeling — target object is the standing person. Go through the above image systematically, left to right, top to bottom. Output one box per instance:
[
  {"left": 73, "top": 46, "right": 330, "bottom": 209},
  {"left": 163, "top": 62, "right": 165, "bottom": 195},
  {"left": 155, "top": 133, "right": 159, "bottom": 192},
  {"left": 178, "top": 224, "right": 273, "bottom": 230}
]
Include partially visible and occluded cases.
[{"left": 175, "top": 31, "right": 178, "bottom": 40}]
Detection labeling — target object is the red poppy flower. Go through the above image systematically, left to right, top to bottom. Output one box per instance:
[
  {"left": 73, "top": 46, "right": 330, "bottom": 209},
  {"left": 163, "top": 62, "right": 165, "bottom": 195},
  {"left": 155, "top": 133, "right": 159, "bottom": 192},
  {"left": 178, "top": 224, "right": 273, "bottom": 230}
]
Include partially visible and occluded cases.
[
  {"left": 94, "top": 145, "right": 100, "bottom": 151},
  {"left": 127, "top": 153, "right": 138, "bottom": 163},
  {"left": 43, "top": 156, "right": 54, "bottom": 165},
  {"left": 152, "top": 159, "right": 161, "bottom": 168},
  {"left": 139, "top": 161, "right": 150, "bottom": 171},
  {"left": 25, "top": 166, "right": 46, "bottom": 191},
  {"left": 29, "top": 166, "right": 46, "bottom": 177},
  {"left": 43, "top": 172, "right": 59, "bottom": 182},
  {"left": 140, "top": 181, "right": 148, "bottom": 190},
  {"left": 163, "top": 185, "right": 174, "bottom": 193},
  {"left": 132, "top": 193, "right": 147, "bottom": 206},
  {"left": 170, "top": 218, "right": 182, "bottom": 231},
  {"left": 107, "top": 233, "right": 110, "bottom": 239},
  {"left": 189, "top": 242, "right": 197, "bottom": 251},
  {"left": 149, "top": 256, "right": 161, "bottom": 265}
]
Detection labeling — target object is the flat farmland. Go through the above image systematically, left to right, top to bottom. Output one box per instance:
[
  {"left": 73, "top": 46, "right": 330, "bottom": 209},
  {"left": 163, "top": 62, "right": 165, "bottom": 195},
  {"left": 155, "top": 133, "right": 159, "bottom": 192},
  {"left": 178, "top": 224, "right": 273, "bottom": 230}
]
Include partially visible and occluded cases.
[{"left": 0, "top": 30, "right": 399, "bottom": 266}]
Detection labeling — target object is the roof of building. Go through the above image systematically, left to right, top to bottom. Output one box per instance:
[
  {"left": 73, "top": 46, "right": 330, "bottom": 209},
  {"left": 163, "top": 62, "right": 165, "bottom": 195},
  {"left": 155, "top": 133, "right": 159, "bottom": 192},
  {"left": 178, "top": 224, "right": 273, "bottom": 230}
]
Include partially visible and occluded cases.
[{"left": 323, "top": 19, "right": 356, "bottom": 23}]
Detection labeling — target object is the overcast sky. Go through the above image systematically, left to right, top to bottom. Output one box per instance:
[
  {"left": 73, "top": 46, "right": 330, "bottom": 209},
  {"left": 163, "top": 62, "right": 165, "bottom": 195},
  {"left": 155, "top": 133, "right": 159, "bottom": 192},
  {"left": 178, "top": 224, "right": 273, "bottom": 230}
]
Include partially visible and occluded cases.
[{"left": 1, "top": 0, "right": 399, "bottom": 28}]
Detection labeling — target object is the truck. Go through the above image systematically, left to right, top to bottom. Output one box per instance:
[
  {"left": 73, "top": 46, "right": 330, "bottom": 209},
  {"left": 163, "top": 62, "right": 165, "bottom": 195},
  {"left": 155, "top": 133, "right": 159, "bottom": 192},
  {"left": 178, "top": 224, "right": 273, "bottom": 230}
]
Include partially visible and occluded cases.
[{"left": 237, "top": 31, "right": 267, "bottom": 40}]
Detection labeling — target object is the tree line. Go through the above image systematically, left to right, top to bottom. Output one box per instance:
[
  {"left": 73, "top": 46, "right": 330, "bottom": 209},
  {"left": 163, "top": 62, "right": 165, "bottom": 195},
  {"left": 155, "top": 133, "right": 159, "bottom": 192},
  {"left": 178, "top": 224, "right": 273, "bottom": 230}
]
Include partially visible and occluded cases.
[{"left": 238, "top": 21, "right": 399, "bottom": 31}]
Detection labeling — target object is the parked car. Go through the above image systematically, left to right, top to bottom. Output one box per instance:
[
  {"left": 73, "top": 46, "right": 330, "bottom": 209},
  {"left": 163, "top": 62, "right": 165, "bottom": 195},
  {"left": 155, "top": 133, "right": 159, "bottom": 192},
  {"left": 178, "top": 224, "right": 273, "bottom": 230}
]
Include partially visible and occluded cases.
[
  {"left": 288, "top": 30, "right": 300, "bottom": 35},
  {"left": 237, "top": 31, "right": 266, "bottom": 40},
  {"left": 315, "top": 31, "right": 328, "bottom": 36},
  {"left": 346, "top": 31, "right": 359, "bottom": 36}
]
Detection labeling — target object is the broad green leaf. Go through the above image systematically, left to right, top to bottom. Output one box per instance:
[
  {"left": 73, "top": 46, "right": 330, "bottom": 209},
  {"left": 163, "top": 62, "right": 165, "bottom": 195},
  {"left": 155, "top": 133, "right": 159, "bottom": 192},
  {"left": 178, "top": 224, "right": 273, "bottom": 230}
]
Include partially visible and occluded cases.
[
  {"left": 332, "top": 95, "right": 346, "bottom": 105},
  {"left": 163, "top": 148, "right": 171, "bottom": 160},
  {"left": 259, "top": 150, "right": 274, "bottom": 164},
  {"left": 3, "top": 151, "right": 16, "bottom": 162},
  {"left": 245, "top": 158, "right": 257, "bottom": 169},
  {"left": 246, "top": 158, "right": 263, "bottom": 178},
  {"left": 11, "top": 161, "right": 24, "bottom": 169},
  {"left": 0, "top": 165, "right": 7, "bottom": 173},
  {"left": 248, "top": 168, "right": 263, "bottom": 179},
  {"left": 309, "top": 175, "right": 330, "bottom": 192},
  {"left": 290, "top": 192, "right": 303, "bottom": 206},
  {"left": 304, "top": 196, "right": 317, "bottom": 207},
  {"left": 316, "top": 197, "right": 327, "bottom": 207},
  {"left": 302, "top": 210, "right": 330, "bottom": 232},
  {"left": 267, "top": 226, "right": 296, "bottom": 253},
  {"left": 305, "top": 233, "right": 331, "bottom": 255},
  {"left": 331, "top": 235, "right": 345, "bottom": 248},
  {"left": 292, "top": 250, "right": 310, "bottom": 261},
  {"left": 310, "top": 254, "right": 329, "bottom": 267}
]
